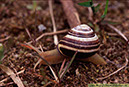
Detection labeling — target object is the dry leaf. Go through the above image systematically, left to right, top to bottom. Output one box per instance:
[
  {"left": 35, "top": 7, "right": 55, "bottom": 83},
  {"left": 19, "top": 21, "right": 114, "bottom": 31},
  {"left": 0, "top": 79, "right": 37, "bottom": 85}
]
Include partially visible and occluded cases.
[{"left": 0, "top": 64, "right": 24, "bottom": 87}]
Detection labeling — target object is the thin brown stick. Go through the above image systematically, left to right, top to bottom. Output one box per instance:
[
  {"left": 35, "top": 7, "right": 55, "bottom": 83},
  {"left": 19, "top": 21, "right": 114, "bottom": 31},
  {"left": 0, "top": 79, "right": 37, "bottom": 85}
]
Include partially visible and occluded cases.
[
  {"left": 49, "top": 0, "right": 58, "bottom": 45},
  {"left": 88, "top": 7, "right": 93, "bottom": 21},
  {"left": 22, "top": 13, "right": 35, "bottom": 44},
  {"left": 107, "top": 24, "right": 129, "bottom": 44},
  {"left": 25, "top": 28, "right": 35, "bottom": 44},
  {"left": 28, "top": 29, "right": 68, "bottom": 44},
  {"left": 107, "top": 33, "right": 118, "bottom": 36},
  {"left": 0, "top": 36, "right": 10, "bottom": 42},
  {"left": 96, "top": 53, "right": 128, "bottom": 80},
  {"left": 59, "top": 58, "right": 66, "bottom": 74},
  {"left": 34, "top": 59, "right": 42, "bottom": 72},
  {"left": 60, "top": 61, "right": 70, "bottom": 78},
  {"left": 27, "top": 71, "right": 57, "bottom": 84}
]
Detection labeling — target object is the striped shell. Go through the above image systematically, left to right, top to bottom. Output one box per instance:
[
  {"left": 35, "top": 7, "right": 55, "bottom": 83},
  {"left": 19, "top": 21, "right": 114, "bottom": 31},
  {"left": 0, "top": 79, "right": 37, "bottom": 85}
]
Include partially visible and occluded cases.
[{"left": 57, "top": 24, "right": 100, "bottom": 59}]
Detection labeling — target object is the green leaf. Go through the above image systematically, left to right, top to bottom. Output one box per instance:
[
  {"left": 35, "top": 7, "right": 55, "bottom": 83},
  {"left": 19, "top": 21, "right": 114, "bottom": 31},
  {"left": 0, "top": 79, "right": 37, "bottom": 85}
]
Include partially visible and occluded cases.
[
  {"left": 78, "top": 0, "right": 95, "bottom": 13},
  {"left": 101, "top": 0, "right": 109, "bottom": 19},
  {"left": 78, "top": 1, "right": 93, "bottom": 7},
  {"left": 95, "top": 4, "right": 101, "bottom": 13},
  {"left": 87, "top": 22, "right": 94, "bottom": 27},
  {"left": 0, "top": 43, "right": 4, "bottom": 64}
]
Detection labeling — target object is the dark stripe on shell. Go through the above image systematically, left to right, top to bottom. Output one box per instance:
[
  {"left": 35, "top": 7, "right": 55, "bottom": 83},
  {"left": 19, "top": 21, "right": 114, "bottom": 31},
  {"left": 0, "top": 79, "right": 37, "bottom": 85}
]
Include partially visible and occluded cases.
[
  {"left": 63, "top": 37, "right": 99, "bottom": 45},
  {"left": 59, "top": 40, "right": 100, "bottom": 47},
  {"left": 59, "top": 41, "right": 100, "bottom": 50},
  {"left": 57, "top": 46, "right": 97, "bottom": 59}
]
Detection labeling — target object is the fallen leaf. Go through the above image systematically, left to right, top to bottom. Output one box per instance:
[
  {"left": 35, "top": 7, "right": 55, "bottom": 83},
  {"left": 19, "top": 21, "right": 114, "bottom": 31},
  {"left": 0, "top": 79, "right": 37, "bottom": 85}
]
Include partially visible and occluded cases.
[{"left": 0, "top": 64, "right": 24, "bottom": 87}]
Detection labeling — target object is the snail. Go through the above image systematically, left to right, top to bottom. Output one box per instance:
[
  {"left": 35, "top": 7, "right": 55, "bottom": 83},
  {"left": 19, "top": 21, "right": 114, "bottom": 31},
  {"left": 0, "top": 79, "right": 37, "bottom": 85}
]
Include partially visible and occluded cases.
[
  {"left": 22, "top": 24, "right": 107, "bottom": 65},
  {"left": 39, "top": 24, "right": 107, "bottom": 65}
]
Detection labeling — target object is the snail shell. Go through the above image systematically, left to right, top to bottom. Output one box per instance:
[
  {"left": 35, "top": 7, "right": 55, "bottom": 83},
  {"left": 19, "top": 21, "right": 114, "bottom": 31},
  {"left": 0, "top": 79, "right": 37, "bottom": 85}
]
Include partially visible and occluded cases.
[{"left": 57, "top": 24, "right": 100, "bottom": 59}]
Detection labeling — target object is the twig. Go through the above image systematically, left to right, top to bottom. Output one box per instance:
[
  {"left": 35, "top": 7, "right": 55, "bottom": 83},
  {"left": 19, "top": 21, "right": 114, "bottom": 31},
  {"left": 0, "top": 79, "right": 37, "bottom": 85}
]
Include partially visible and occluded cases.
[
  {"left": 49, "top": 0, "right": 58, "bottom": 45},
  {"left": 88, "top": 7, "right": 93, "bottom": 21},
  {"left": 74, "top": 12, "right": 81, "bottom": 25},
  {"left": 22, "top": 13, "right": 35, "bottom": 44},
  {"left": 107, "top": 24, "right": 129, "bottom": 45},
  {"left": 25, "top": 28, "right": 36, "bottom": 45},
  {"left": 28, "top": 29, "right": 68, "bottom": 44},
  {"left": 107, "top": 33, "right": 118, "bottom": 36},
  {"left": 0, "top": 36, "right": 10, "bottom": 42},
  {"left": 33, "top": 44, "right": 44, "bottom": 72},
  {"left": 39, "top": 44, "right": 43, "bottom": 52},
  {"left": 96, "top": 53, "right": 128, "bottom": 80},
  {"left": 59, "top": 58, "right": 66, "bottom": 74},
  {"left": 34, "top": 59, "right": 42, "bottom": 72},
  {"left": 49, "top": 66, "right": 59, "bottom": 82},
  {"left": 27, "top": 71, "right": 57, "bottom": 84},
  {"left": 43, "top": 81, "right": 53, "bottom": 87}
]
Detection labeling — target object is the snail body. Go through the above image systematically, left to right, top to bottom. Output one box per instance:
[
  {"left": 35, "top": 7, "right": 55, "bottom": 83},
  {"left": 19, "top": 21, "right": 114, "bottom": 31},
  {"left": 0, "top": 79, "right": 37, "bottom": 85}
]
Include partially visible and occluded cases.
[{"left": 40, "top": 24, "right": 106, "bottom": 65}]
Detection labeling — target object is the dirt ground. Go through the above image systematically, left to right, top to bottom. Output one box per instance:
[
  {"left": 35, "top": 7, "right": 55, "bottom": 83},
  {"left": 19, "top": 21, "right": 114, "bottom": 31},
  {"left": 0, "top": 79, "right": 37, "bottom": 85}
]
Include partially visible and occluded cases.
[{"left": 0, "top": 0, "right": 129, "bottom": 87}]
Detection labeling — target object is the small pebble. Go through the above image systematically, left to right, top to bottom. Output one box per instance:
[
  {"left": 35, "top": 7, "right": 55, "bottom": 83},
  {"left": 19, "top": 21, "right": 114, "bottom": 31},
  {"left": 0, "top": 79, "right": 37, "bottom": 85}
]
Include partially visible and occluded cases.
[{"left": 38, "top": 24, "right": 46, "bottom": 32}]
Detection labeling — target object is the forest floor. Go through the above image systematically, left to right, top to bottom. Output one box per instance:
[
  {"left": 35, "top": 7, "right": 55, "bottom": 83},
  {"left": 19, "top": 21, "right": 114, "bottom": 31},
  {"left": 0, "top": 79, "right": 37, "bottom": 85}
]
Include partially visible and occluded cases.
[{"left": 0, "top": 0, "right": 129, "bottom": 87}]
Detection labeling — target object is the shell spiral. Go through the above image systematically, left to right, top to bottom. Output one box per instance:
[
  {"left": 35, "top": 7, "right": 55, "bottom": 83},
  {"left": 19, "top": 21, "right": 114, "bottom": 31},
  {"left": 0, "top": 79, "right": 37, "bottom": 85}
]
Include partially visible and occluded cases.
[{"left": 57, "top": 24, "right": 100, "bottom": 59}]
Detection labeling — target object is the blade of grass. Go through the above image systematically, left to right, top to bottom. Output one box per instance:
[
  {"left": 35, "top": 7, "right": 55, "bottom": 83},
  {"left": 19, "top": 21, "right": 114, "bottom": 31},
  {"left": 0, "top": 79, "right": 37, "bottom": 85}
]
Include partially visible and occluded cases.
[
  {"left": 33, "top": 0, "right": 37, "bottom": 11},
  {"left": 78, "top": 0, "right": 95, "bottom": 14},
  {"left": 101, "top": 0, "right": 108, "bottom": 19},
  {"left": 78, "top": 1, "right": 93, "bottom": 7},
  {"left": 95, "top": 4, "right": 100, "bottom": 13},
  {"left": 0, "top": 43, "right": 4, "bottom": 64},
  {"left": 60, "top": 51, "right": 78, "bottom": 79},
  {"left": 59, "top": 59, "right": 66, "bottom": 74}
]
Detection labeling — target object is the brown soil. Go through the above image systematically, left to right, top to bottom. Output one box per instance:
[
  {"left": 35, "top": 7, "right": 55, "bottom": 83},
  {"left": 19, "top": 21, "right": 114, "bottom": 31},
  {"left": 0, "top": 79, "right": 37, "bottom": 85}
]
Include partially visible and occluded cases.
[{"left": 0, "top": 0, "right": 129, "bottom": 87}]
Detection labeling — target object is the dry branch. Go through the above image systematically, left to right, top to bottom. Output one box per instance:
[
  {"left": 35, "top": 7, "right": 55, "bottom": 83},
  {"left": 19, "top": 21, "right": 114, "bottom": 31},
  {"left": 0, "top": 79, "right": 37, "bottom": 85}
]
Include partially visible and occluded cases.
[
  {"left": 49, "top": 0, "right": 59, "bottom": 45},
  {"left": 60, "top": 0, "right": 81, "bottom": 28},
  {"left": 107, "top": 24, "right": 129, "bottom": 45},
  {"left": 28, "top": 29, "right": 68, "bottom": 44}
]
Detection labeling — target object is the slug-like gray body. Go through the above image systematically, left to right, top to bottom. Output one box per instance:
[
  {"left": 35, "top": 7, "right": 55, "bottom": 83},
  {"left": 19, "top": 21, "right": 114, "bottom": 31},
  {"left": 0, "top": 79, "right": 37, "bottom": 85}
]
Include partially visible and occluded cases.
[{"left": 57, "top": 24, "right": 100, "bottom": 59}]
